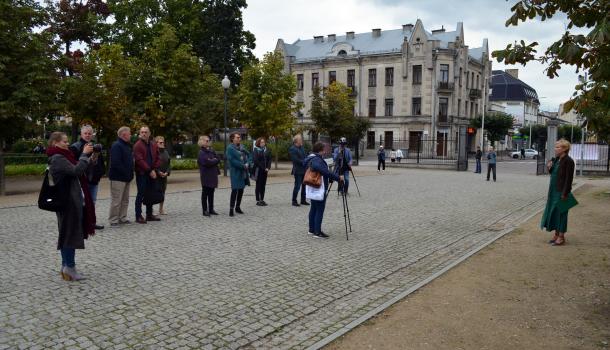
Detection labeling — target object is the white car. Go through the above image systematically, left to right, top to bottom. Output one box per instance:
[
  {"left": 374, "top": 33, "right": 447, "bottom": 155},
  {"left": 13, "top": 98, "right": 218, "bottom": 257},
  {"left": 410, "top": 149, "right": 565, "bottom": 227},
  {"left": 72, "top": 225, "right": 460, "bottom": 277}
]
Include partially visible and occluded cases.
[{"left": 510, "top": 149, "right": 539, "bottom": 159}]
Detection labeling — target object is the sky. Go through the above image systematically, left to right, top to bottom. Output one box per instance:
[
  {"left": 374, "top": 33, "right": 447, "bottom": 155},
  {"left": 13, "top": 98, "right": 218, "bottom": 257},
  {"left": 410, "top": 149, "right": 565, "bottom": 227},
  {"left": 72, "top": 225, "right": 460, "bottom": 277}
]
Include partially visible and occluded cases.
[{"left": 243, "top": 0, "right": 585, "bottom": 112}]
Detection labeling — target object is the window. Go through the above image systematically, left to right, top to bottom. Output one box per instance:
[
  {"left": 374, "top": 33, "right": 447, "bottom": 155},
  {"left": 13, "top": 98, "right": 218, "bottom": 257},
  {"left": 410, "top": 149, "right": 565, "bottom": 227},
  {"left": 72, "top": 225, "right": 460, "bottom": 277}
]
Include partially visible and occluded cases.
[
  {"left": 338, "top": 50, "right": 347, "bottom": 57},
  {"left": 440, "top": 64, "right": 449, "bottom": 83},
  {"left": 412, "top": 65, "right": 422, "bottom": 85},
  {"left": 385, "top": 67, "right": 394, "bottom": 86},
  {"left": 459, "top": 68, "right": 463, "bottom": 86},
  {"left": 347, "top": 69, "right": 355, "bottom": 88},
  {"left": 368, "top": 69, "right": 377, "bottom": 87},
  {"left": 329, "top": 71, "right": 336, "bottom": 85},
  {"left": 466, "top": 71, "right": 469, "bottom": 88},
  {"left": 471, "top": 72, "right": 474, "bottom": 88},
  {"left": 312, "top": 73, "right": 319, "bottom": 89},
  {"left": 297, "top": 74, "right": 304, "bottom": 91},
  {"left": 476, "top": 74, "right": 479, "bottom": 89},
  {"left": 412, "top": 97, "right": 421, "bottom": 115},
  {"left": 439, "top": 98, "right": 448, "bottom": 117},
  {"left": 458, "top": 98, "right": 461, "bottom": 116},
  {"left": 368, "top": 99, "right": 376, "bottom": 117},
  {"left": 385, "top": 99, "right": 394, "bottom": 116},
  {"left": 465, "top": 101, "right": 469, "bottom": 117},
  {"left": 470, "top": 102, "right": 474, "bottom": 117},
  {"left": 475, "top": 103, "right": 478, "bottom": 115},
  {"left": 297, "top": 110, "right": 304, "bottom": 120},
  {"left": 367, "top": 131, "right": 376, "bottom": 149},
  {"left": 384, "top": 131, "right": 393, "bottom": 149},
  {"left": 409, "top": 131, "right": 423, "bottom": 150}
]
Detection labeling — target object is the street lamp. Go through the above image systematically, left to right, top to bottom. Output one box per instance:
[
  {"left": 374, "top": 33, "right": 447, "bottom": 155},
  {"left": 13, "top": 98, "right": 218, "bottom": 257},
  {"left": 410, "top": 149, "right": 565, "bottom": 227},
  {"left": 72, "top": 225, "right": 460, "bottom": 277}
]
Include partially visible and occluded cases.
[
  {"left": 481, "top": 73, "right": 500, "bottom": 154},
  {"left": 222, "top": 75, "right": 231, "bottom": 177}
]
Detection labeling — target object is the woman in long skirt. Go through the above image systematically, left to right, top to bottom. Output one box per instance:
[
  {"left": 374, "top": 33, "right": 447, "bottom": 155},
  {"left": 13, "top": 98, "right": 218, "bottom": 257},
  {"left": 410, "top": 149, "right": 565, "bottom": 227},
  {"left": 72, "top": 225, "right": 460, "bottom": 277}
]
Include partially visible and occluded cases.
[{"left": 541, "top": 139, "right": 575, "bottom": 246}]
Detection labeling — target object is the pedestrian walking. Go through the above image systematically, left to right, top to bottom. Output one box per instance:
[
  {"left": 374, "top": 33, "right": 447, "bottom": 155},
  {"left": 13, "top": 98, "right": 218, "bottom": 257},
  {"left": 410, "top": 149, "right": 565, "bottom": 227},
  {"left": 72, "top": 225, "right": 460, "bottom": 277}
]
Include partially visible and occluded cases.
[
  {"left": 70, "top": 124, "right": 105, "bottom": 229},
  {"left": 108, "top": 126, "right": 134, "bottom": 226},
  {"left": 133, "top": 126, "right": 161, "bottom": 224},
  {"left": 46, "top": 132, "right": 95, "bottom": 281},
  {"left": 226, "top": 133, "right": 248, "bottom": 216},
  {"left": 197, "top": 135, "right": 220, "bottom": 217},
  {"left": 289, "top": 135, "right": 308, "bottom": 206},
  {"left": 155, "top": 136, "right": 171, "bottom": 215},
  {"left": 252, "top": 137, "right": 272, "bottom": 206},
  {"left": 333, "top": 137, "right": 352, "bottom": 194},
  {"left": 541, "top": 139, "right": 576, "bottom": 246},
  {"left": 304, "top": 142, "right": 343, "bottom": 238},
  {"left": 377, "top": 145, "right": 386, "bottom": 172},
  {"left": 474, "top": 146, "right": 482, "bottom": 173},
  {"left": 486, "top": 146, "right": 497, "bottom": 182},
  {"left": 520, "top": 147, "right": 526, "bottom": 159},
  {"left": 396, "top": 148, "right": 403, "bottom": 163},
  {"left": 390, "top": 149, "right": 396, "bottom": 163}
]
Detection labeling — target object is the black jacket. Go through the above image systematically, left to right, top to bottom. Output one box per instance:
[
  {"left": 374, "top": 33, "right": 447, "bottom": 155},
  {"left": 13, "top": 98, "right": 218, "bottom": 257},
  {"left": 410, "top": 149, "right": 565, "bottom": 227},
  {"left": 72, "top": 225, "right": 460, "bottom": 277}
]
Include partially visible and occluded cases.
[
  {"left": 70, "top": 138, "right": 106, "bottom": 185},
  {"left": 108, "top": 138, "right": 134, "bottom": 182},
  {"left": 554, "top": 155, "right": 575, "bottom": 197}
]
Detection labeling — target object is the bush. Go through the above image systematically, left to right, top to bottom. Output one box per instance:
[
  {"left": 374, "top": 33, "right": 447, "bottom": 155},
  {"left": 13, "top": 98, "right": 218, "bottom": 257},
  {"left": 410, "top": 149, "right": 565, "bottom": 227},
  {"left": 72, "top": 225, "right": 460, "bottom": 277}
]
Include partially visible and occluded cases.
[
  {"left": 10, "top": 139, "right": 44, "bottom": 153},
  {"left": 3, "top": 154, "right": 48, "bottom": 165},
  {"left": 170, "top": 158, "right": 198, "bottom": 170},
  {"left": 5, "top": 164, "right": 47, "bottom": 176}
]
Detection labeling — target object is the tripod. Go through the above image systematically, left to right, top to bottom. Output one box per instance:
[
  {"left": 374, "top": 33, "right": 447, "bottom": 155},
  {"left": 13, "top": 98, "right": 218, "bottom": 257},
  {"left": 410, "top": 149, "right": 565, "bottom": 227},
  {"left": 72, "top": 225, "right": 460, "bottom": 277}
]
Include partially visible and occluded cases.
[
  {"left": 349, "top": 168, "right": 361, "bottom": 197},
  {"left": 326, "top": 180, "right": 352, "bottom": 240}
]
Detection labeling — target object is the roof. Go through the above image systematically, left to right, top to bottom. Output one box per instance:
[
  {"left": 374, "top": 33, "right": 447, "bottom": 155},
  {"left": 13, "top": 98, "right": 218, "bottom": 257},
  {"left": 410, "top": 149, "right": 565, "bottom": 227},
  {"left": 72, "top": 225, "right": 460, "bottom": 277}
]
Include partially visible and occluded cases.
[{"left": 489, "top": 70, "right": 539, "bottom": 104}]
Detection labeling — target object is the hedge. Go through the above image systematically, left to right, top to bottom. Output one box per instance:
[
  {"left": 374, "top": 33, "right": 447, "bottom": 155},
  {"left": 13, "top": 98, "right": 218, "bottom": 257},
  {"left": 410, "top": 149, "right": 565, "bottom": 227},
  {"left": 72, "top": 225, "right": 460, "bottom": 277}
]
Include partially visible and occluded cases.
[{"left": 180, "top": 140, "right": 311, "bottom": 161}]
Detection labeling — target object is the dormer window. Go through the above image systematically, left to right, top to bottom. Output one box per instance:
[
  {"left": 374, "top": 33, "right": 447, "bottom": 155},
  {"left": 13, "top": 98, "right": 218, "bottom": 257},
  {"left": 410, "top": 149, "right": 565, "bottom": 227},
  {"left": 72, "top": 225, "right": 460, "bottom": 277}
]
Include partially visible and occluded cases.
[{"left": 338, "top": 50, "right": 347, "bottom": 57}]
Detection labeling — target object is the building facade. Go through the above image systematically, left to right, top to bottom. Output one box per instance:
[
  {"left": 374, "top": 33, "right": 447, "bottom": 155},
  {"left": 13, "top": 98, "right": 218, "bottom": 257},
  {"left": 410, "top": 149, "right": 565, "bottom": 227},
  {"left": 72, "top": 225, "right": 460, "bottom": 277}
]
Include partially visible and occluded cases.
[
  {"left": 276, "top": 20, "right": 491, "bottom": 152},
  {"left": 489, "top": 69, "right": 540, "bottom": 128}
]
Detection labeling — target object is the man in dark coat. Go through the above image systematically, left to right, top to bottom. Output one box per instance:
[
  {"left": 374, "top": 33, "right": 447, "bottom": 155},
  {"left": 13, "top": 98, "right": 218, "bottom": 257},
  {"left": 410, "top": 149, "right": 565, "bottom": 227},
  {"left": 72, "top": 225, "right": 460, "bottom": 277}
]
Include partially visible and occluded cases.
[
  {"left": 70, "top": 124, "right": 106, "bottom": 229},
  {"left": 108, "top": 126, "right": 134, "bottom": 226},
  {"left": 133, "top": 126, "right": 161, "bottom": 223},
  {"left": 289, "top": 134, "right": 308, "bottom": 206},
  {"left": 197, "top": 135, "right": 220, "bottom": 216},
  {"left": 474, "top": 146, "right": 482, "bottom": 173}
]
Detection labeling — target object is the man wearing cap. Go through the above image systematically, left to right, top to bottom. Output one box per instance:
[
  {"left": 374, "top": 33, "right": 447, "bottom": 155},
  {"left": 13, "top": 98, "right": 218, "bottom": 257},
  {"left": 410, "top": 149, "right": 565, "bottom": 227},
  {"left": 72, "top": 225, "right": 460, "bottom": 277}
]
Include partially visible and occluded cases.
[{"left": 333, "top": 137, "right": 352, "bottom": 194}]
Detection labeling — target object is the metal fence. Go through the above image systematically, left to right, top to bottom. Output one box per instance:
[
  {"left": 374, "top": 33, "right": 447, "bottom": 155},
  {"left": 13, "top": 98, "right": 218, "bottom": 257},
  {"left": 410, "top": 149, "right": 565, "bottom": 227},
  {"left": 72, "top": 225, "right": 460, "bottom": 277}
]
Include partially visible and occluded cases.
[
  {"left": 380, "top": 137, "right": 459, "bottom": 167},
  {"left": 573, "top": 143, "right": 610, "bottom": 175}
]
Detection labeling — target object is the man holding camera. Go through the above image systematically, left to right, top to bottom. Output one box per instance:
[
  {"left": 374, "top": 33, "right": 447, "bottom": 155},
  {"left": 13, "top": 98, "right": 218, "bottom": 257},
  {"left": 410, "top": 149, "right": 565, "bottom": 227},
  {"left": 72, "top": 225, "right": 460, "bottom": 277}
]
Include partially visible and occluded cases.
[
  {"left": 70, "top": 125, "right": 105, "bottom": 230},
  {"left": 133, "top": 126, "right": 161, "bottom": 224},
  {"left": 333, "top": 137, "right": 352, "bottom": 195}
]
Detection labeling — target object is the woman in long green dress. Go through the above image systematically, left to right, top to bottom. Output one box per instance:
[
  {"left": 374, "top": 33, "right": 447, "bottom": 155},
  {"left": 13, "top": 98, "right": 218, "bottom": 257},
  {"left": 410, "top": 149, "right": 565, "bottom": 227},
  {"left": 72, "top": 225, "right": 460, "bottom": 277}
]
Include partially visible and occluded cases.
[{"left": 540, "top": 139, "right": 575, "bottom": 246}]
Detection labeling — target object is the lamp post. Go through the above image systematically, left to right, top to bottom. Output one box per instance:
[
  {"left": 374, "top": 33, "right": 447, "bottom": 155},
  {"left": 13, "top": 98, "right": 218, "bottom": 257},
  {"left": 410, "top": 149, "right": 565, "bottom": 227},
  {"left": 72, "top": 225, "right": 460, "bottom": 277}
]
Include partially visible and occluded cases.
[
  {"left": 481, "top": 73, "right": 500, "bottom": 155},
  {"left": 222, "top": 75, "right": 231, "bottom": 177}
]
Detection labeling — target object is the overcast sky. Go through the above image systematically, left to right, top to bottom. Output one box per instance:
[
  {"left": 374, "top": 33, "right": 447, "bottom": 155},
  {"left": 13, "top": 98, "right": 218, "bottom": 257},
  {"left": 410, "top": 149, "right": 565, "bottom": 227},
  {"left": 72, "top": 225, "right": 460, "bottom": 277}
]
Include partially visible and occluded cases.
[{"left": 243, "top": 0, "right": 584, "bottom": 112}]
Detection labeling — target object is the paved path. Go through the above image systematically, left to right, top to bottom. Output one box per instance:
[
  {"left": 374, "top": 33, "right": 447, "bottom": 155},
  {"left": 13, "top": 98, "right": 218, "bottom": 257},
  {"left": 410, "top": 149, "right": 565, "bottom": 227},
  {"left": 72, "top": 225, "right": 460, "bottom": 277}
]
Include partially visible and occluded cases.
[{"left": 0, "top": 165, "right": 550, "bottom": 349}]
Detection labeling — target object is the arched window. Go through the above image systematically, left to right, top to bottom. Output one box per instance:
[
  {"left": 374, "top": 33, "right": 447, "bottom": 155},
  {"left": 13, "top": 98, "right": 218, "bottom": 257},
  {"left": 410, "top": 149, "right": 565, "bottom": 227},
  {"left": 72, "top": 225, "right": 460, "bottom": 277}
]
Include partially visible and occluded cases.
[{"left": 338, "top": 50, "right": 347, "bottom": 57}]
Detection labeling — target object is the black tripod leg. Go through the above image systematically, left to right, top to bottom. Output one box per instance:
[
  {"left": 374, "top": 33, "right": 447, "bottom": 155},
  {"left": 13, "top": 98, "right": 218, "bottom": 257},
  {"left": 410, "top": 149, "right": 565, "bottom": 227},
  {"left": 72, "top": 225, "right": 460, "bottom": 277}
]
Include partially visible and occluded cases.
[
  {"left": 350, "top": 169, "right": 361, "bottom": 197},
  {"left": 343, "top": 190, "right": 352, "bottom": 233},
  {"left": 341, "top": 191, "right": 349, "bottom": 240}
]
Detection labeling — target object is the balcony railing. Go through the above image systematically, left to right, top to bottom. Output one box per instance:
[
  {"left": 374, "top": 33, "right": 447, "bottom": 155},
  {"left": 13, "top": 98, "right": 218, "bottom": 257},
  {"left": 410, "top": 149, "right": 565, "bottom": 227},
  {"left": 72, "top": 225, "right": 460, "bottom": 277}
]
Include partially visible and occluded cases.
[
  {"left": 437, "top": 81, "right": 454, "bottom": 91},
  {"left": 469, "top": 88, "right": 482, "bottom": 99}
]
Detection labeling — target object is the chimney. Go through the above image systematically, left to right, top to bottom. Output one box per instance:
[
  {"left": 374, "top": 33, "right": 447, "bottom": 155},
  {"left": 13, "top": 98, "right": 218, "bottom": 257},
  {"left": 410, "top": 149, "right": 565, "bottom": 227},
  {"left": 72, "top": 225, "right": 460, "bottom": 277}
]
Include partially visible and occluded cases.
[
  {"left": 402, "top": 24, "right": 414, "bottom": 32},
  {"left": 431, "top": 25, "right": 445, "bottom": 34},
  {"left": 372, "top": 28, "right": 381, "bottom": 38},
  {"left": 346, "top": 31, "right": 355, "bottom": 40},
  {"left": 328, "top": 34, "right": 336, "bottom": 42},
  {"left": 313, "top": 36, "right": 324, "bottom": 43},
  {"left": 505, "top": 69, "right": 519, "bottom": 79}
]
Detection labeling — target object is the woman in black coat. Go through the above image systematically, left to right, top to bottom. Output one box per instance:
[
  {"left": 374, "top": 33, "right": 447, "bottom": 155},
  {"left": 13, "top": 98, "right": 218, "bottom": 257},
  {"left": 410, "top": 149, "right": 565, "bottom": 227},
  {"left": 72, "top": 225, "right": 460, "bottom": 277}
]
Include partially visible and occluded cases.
[
  {"left": 46, "top": 132, "right": 94, "bottom": 281},
  {"left": 197, "top": 135, "right": 220, "bottom": 216},
  {"left": 252, "top": 137, "right": 272, "bottom": 206}
]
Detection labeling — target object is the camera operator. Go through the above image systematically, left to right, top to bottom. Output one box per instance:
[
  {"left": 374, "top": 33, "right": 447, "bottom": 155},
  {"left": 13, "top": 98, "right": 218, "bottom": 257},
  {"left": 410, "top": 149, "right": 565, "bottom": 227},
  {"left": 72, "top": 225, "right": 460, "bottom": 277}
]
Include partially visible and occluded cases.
[
  {"left": 70, "top": 124, "right": 105, "bottom": 230},
  {"left": 333, "top": 137, "right": 352, "bottom": 195}
]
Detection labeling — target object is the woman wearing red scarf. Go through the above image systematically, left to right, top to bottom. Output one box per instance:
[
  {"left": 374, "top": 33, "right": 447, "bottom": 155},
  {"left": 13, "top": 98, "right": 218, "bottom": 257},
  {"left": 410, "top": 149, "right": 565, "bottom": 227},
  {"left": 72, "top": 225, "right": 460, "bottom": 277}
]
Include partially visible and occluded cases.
[{"left": 46, "top": 132, "right": 97, "bottom": 281}]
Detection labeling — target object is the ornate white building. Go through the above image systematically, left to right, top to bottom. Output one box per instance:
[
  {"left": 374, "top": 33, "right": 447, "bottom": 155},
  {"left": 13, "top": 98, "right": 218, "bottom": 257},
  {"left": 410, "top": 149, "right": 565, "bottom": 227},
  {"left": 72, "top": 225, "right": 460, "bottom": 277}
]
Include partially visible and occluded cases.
[{"left": 276, "top": 19, "right": 492, "bottom": 151}]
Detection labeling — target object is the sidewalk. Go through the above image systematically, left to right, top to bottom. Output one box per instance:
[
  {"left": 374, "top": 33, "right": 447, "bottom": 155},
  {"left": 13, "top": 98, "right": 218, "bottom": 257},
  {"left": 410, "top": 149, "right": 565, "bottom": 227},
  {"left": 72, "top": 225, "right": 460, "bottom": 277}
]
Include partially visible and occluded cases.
[{"left": 326, "top": 180, "right": 610, "bottom": 350}]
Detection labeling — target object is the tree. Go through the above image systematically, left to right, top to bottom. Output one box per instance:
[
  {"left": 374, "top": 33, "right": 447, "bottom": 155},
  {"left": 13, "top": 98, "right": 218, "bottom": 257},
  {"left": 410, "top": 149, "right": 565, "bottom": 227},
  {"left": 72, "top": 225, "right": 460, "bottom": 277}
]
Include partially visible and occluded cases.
[
  {"left": 107, "top": 0, "right": 256, "bottom": 84},
  {"left": 492, "top": 0, "right": 610, "bottom": 141},
  {"left": 238, "top": 51, "right": 300, "bottom": 168},
  {"left": 310, "top": 83, "right": 370, "bottom": 143},
  {"left": 470, "top": 113, "right": 514, "bottom": 146}
]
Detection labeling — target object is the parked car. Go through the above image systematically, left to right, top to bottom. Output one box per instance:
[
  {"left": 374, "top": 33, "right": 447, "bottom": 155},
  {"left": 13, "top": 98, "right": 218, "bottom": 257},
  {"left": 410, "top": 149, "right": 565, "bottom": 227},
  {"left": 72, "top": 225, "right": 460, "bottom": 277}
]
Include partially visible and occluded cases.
[{"left": 510, "top": 149, "right": 539, "bottom": 159}]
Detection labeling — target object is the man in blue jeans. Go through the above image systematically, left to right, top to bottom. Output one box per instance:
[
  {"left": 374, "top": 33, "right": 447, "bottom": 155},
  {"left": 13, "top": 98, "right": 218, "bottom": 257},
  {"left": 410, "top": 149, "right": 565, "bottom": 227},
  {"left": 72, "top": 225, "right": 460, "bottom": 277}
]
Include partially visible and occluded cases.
[
  {"left": 133, "top": 126, "right": 161, "bottom": 223},
  {"left": 289, "top": 134, "right": 308, "bottom": 207},
  {"left": 474, "top": 146, "right": 482, "bottom": 173},
  {"left": 487, "top": 146, "right": 497, "bottom": 182}
]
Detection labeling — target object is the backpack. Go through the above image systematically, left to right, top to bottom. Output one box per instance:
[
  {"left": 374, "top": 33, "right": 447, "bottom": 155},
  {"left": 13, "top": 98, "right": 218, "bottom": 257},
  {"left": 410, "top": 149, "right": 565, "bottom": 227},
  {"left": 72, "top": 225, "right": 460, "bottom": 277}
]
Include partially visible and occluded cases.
[{"left": 38, "top": 169, "right": 69, "bottom": 212}]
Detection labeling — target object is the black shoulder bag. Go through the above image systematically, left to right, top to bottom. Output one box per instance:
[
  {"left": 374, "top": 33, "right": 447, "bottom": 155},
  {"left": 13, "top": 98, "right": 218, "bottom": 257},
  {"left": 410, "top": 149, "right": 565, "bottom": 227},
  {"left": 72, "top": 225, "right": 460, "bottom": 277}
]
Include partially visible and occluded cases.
[{"left": 38, "top": 169, "right": 69, "bottom": 212}]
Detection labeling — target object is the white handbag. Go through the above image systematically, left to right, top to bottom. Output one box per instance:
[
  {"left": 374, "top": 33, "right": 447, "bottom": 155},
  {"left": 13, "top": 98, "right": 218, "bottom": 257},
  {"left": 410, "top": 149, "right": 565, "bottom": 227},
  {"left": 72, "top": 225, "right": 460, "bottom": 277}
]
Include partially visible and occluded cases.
[{"left": 305, "top": 181, "right": 325, "bottom": 201}]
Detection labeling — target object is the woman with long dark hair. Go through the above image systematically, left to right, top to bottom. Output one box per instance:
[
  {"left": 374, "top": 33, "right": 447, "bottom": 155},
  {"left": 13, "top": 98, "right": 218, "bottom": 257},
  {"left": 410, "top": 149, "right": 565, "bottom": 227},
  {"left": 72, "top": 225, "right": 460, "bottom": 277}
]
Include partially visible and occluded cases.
[
  {"left": 46, "top": 132, "right": 95, "bottom": 281},
  {"left": 226, "top": 133, "right": 248, "bottom": 216},
  {"left": 252, "top": 137, "right": 272, "bottom": 206}
]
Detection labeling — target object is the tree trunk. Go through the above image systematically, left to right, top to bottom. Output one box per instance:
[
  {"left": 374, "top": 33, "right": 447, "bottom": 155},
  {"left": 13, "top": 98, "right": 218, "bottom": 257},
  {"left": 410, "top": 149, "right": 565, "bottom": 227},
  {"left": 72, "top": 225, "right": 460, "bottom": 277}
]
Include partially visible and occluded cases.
[{"left": 0, "top": 137, "right": 5, "bottom": 196}]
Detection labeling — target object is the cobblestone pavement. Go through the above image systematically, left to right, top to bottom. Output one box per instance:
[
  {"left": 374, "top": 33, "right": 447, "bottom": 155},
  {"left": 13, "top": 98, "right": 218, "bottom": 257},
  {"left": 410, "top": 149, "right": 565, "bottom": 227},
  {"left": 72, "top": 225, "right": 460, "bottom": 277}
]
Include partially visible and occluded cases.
[{"left": 0, "top": 165, "right": 550, "bottom": 349}]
